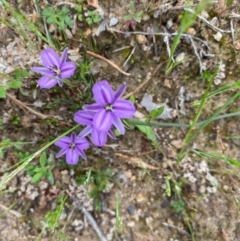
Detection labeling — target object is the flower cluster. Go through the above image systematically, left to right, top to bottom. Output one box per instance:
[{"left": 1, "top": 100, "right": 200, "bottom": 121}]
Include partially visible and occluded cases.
[
  {"left": 32, "top": 48, "right": 136, "bottom": 165},
  {"left": 74, "top": 80, "right": 136, "bottom": 147}
]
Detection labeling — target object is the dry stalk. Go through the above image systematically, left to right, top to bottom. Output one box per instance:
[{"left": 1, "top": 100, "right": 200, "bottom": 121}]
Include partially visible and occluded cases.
[{"left": 86, "top": 50, "right": 131, "bottom": 76}]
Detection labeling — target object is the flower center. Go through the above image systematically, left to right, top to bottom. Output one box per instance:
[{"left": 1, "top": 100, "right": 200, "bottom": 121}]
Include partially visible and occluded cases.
[
  {"left": 49, "top": 65, "right": 61, "bottom": 76},
  {"left": 105, "top": 104, "right": 113, "bottom": 111},
  {"left": 70, "top": 143, "right": 76, "bottom": 150}
]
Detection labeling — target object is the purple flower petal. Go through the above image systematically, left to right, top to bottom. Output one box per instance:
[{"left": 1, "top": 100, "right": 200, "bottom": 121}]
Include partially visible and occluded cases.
[
  {"left": 60, "top": 48, "right": 68, "bottom": 67},
  {"left": 41, "top": 49, "right": 60, "bottom": 68},
  {"left": 60, "top": 62, "right": 76, "bottom": 78},
  {"left": 31, "top": 67, "right": 53, "bottom": 76},
  {"left": 37, "top": 76, "right": 58, "bottom": 89},
  {"left": 57, "top": 79, "right": 64, "bottom": 87},
  {"left": 93, "top": 80, "right": 114, "bottom": 105},
  {"left": 113, "top": 82, "right": 126, "bottom": 101},
  {"left": 112, "top": 99, "right": 136, "bottom": 118},
  {"left": 83, "top": 103, "right": 103, "bottom": 112},
  {"left": 93, "top": 109, "right": 113, "bottom": 131},
  {"left": 74, "top": 110, "right": 94, "bottom": 125},
  {"left": 112, "top": 114, "right": 125, "bottom": 134},
  {"left": 78, "top": 125, "right": 93, "bottom": 138},
  {"left": 91, "top": 129, "right": 107, "bottom": 147},
  {"left": 107, "top": 129, "right": 116, "bottom": 139},
  {"left": 55, "top": 132, "right": 89, "bottom": 165},
  {"left": 70, "top": 132, "right": 77, "bottom": 142},
  {"left": 55, "top": 136, "right": 71, "bottom": 148},
  {"left": 75, "top": 137, "right": 89, "bottom": 149},
  {"left": 56, "top": 148, "right": 68, "bottom": 158},
  {"left": 77, "top": 148, "right": 87, "bottom": 160},
  {"left": 66, "top": 149, "right": 79, "bottom": 165}
]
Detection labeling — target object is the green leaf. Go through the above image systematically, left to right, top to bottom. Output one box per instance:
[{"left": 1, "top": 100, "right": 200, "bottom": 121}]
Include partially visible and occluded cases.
[
  {"left": 129, "top": 1, "right": 134, "bottom": 11},
  {"left": 75, "top": 5, "right": 82, "bottom": 12},
  {"left": 42, "top": 7, "right": 55, "bottom": 16},
  {"left": 61, "top": 7, "right": 70, "bottom": 15},
  {"left": 42, "top": 8, "right": 50, "bottom": 16},
  {"left": 136, "top": 10, "right": 143, "bottom": 17},
  {"left": 78, "top": 14, "right": 83, "bottom": 21},
  {"left": 133, "top": 14, "right": 142, "bottom": 23},
  {"left": 93, "top": 15, "right": 101, "bottom": 23},
  {"left": 123, "top": 15, "right": 133, "bottom": 21},
  {"left": 64, "top": 16, "right": 72, "bottom": 26},
  {"left": 46, "top": 17, "right": 54, "bottom": 24},
  {"left": 86, "top": 17, "right": 93, "bottom": 25},
  {"left": 58, "top": 20, "right": 65, "bottom": 30},
  {"left": 21, "top": 70, "right": 30, "bottom": 77},
  {"left": 8, "top": 80, "right": 22, "bottom": 89},
  {"left": 0, "top": 87, "right": 6, "bottom": 98},
  {"left": 129, "top": 95, "right": 135, "bottom": 103},
  {"left": 150, "top": 106, "right": 165, "bottom": 119},
  {"left": 123, "top": 119, "right": 134, "bottom": 130},
  {"left": 136, "top": 125, "right": 156, "bottom": 141},
  {"left": 0, "top": 150, "right": 3, "bottom": 158},
  {"left": 40, "top": 151, "right": 47, "bottom": 167},
  {"left": 33, "top": 167, "right": 45, "bottom": 172},
  {"left": 46, "top": 170, "right": 54, "bottom": 185},
  {"left": 31, "top": 172, "right": 43, "bottom": 183}
]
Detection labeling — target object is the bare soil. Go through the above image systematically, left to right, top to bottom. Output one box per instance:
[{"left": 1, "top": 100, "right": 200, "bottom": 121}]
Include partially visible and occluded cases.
[{"left": 1, "top": 0, "right": 240, "bottom": 241}]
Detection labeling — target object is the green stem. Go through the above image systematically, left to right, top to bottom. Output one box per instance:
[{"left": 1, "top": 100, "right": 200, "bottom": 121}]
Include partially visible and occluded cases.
[{"left": 178, "top": 72, "right": 215, "bottom": 159}]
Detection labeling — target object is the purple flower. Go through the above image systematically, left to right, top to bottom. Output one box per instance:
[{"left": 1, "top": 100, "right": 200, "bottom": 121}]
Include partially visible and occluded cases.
[
  {"left": 31, "top": 48, "right": 76, "bottom": 89},
  {"left": 83, "top": 81, "right": 136, "bottom": 135},
  {"left": 74, "top": 110, "right": 116, "bottom": 147},
  {"left": 55, "top": 132, "right": 89, "bottom": 165}
]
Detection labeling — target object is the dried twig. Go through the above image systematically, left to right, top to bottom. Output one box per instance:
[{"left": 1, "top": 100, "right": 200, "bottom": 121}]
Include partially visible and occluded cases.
[
  {"left": 189, "top": 36, "right": 204, "bottom": 73},
  {"left": 86, "top": 50, "right": 131, "bottom": 76},
  {"left": 7, "top": 93, "right": 49, "bottom": 119},
  {"left": 115, "top": 153, "right": 160, "bottom": 170},
  {"left": 73, "top": 201, "right": 108, "bottom": 241},
  {"left": 0, "top": 203, "right": 22, "bottom": 218},
  {"left": 162, "top": 222, "right": 190, "bottom": 236}
]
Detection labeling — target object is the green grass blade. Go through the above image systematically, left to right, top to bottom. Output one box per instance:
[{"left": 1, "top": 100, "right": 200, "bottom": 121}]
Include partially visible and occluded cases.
[
  {"left": 166, "top": 0, "right": 212, "bottom": 74},
  {"left": 0, "top": 124, "right": 79, "bottom": 191}
]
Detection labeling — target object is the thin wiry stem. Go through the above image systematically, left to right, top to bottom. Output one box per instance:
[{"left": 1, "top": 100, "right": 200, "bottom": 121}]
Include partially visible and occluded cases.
[
  {"left": 185, "top": 7, "right": 231, "bottom": 33},
  {"left": 109, "top": 28, "right": 210, "bottom": 48},
  {"left": 73, "top": 201, "right": 108, "bottom": 241}
]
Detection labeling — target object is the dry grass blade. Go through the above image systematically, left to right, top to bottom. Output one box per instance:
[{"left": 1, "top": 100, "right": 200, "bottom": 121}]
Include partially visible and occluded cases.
[{"left": 115, "top": 153, "right": 160, "bottom": 170}]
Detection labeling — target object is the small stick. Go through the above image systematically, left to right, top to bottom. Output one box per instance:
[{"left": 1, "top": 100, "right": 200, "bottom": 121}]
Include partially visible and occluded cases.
[
  {"left": 189, "top": 36, "right": 203, "bottom": 73},
  {"left": 86, "top": 50, "right": 131, "bottom": 76},
  {"left": 7, "top": 93, "right": 48, "bottom": 119},
  {"left": 73, "top": 201, "right": 108, "bottom": 241},
  {"left": 0, "top": 203, "right": 22, "bottom": 218},
  {"left": 162, "top": 222, "right": 190, "bottom": 236}
]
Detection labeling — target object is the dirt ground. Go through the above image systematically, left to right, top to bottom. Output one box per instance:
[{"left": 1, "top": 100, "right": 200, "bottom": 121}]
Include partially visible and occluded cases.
[{"left": 1, "top": 0, "right": 240, "bottom": 241}]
